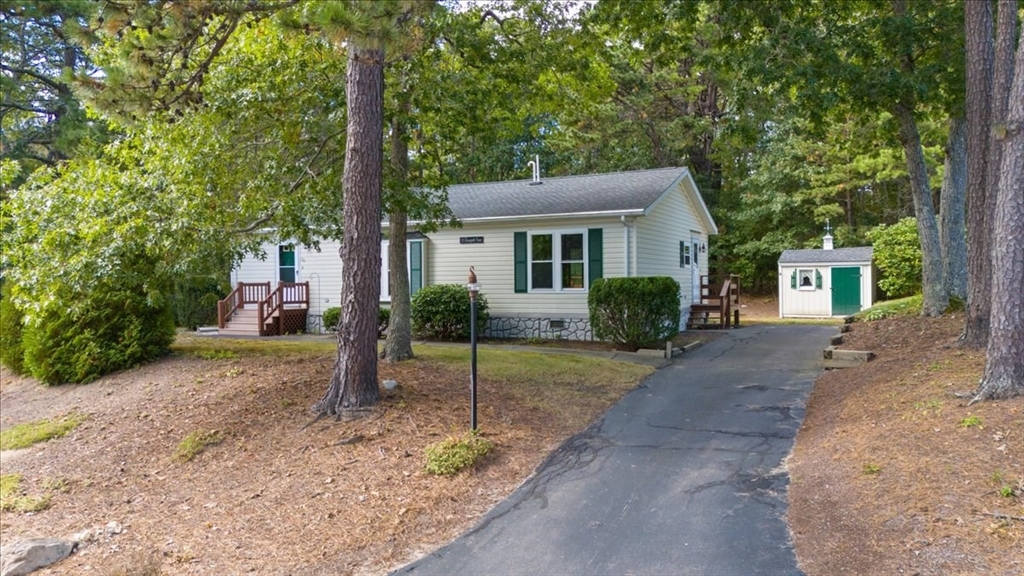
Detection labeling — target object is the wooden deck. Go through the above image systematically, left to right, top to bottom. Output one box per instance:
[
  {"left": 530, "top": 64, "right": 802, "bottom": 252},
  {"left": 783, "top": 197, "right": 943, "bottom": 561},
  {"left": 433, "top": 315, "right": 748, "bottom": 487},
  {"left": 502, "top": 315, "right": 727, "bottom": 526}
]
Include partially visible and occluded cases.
[
  {"left": 687, "top": 274, "right": 741, "bottom": 330},
  {"left": 217, "top": 281, "right": 309, "bottom": 336}
]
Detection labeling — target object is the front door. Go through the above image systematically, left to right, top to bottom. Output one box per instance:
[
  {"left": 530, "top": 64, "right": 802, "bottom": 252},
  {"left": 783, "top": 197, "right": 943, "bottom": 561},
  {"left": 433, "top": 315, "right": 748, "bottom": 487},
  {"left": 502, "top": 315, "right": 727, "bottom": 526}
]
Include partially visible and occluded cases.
[
  {"left": 691, "top": 237, "right": 701, "bottom": 303},
  {"left": 279, "top": 245, "right": 296, "bottom": 283},
  {"left": 831, "top": 267, "right": 861, "bottom": 316}
]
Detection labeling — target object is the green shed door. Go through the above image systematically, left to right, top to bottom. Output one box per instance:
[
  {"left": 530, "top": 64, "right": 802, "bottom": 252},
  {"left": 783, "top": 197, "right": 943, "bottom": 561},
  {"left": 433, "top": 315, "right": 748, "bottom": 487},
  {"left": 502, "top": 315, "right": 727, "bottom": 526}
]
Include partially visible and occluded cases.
[{"left": 831, "top": 267, "right": 861, "bottom": 316}]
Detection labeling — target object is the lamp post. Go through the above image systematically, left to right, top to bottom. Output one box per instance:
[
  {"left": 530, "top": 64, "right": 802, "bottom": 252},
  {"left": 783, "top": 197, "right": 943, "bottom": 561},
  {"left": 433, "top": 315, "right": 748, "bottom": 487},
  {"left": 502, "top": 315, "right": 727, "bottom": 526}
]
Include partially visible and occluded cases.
[{"left": 467, "top": 267, "right": 480, "bottom": 432}]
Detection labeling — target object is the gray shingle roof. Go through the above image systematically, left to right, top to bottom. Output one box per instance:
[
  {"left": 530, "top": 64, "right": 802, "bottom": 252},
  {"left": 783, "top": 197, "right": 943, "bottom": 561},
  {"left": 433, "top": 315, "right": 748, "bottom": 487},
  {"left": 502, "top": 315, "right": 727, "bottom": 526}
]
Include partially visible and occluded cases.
[
  {"left": 443, "top": 167, "right": 688, "bottom": 220},
  {"left": 778, "top": 247, "right": 873, "bottom": 264}
]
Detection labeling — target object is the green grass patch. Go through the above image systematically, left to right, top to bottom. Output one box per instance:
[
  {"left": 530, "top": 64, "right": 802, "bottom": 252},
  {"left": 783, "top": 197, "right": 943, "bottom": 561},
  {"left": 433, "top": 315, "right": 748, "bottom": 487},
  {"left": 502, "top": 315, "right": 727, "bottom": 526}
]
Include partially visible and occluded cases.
[
  {"left": 856, "top": 295, "right": 923, "bottom": 321},
  {"left": 172, "top": 334, "right": 337, "bottom": 357},
  {"left": 416, "top": 345, "right": 653, "bottom": 429},
  {"left": 192, "top": 348, "right": 240, "bottom": 360},
  {"left": 0, "top": 412, "right": 86, "bottom": 451},
  {"left": 958, "top": 415, "right": 983, "bottom": 429},
  {"left": 174, "top": 430, "right": 223, "bottom": 462},
  {"left": 424, "top": 433, "right": 494, "bottom": 475},
  {"left": 862, "top": 463, "right": 882, "bottom": 475},
  {"left": 0, "top": 474, "right": 51, "bottom": 513}
]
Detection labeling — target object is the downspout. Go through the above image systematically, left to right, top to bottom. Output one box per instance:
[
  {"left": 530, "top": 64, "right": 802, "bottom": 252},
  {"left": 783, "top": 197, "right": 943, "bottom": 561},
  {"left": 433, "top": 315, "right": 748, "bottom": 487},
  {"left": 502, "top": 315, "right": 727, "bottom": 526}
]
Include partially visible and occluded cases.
[{"left": 621, "top": 216, "right": 630, "bottom": 277}]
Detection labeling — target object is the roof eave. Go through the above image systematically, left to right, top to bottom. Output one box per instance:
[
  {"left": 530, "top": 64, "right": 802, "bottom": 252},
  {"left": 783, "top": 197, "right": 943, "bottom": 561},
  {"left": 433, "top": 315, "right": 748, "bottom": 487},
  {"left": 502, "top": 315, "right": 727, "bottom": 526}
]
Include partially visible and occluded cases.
[{"left": 404, "top": 208, "right": 646, "bottom": 227}]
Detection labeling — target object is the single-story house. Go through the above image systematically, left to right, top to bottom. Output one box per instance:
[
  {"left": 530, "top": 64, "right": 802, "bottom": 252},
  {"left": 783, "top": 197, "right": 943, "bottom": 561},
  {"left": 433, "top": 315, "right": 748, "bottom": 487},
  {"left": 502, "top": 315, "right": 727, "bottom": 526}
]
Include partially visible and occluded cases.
[
  {"left": 227, "top": 166, "right": 718, "bottom": 339},
  {"left": 777, "top": 232, "right": 875, "bottom": 318}
]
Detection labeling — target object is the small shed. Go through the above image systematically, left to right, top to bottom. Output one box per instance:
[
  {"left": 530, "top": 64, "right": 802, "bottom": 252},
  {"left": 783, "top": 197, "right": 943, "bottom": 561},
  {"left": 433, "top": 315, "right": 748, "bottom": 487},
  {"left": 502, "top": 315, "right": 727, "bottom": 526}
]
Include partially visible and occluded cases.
[{"left": 778, "top": 231, "right": 874, "bottom": 318}]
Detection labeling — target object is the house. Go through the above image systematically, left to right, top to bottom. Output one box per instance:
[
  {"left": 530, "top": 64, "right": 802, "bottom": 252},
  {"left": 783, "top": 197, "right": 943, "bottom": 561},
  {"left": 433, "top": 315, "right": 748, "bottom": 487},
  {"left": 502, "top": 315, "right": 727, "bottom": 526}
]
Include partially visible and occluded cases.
[
  {"left": 223, "top": 166, "right": 719, "bottom": 338},
  {"left": 777, "top": 228, "right": 875, "bottom": 318}
]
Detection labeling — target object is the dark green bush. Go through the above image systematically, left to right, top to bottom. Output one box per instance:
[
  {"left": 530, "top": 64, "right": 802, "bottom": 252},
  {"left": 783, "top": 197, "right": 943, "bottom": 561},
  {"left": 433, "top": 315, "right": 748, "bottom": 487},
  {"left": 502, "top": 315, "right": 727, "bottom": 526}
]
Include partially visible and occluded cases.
[
  {"left": 866, "top": 217, "right": 921, "bottom": 299},
  {"left": 171, "top": 276, "right": 227, "bottom": 329},
  {"left": 588, "top": 276, "right": 681, "bottom": 350},
  {"left": 0, "top": 283, "right": 26, "bottom": 374},
  {"left": 411, "top": 284, "right": 489, "bottom": 340},
  {"left": 21, "top": 288, "right": 176, "bottom": 385},
  {"left": 322, "top": 306, "right": 389, "bottom": 337},
  {"left": 322, "top": 307, "right": 341, "bottom": 332},
  {"left": 378, "top": 307, "right": 390, "bottom": 339}
]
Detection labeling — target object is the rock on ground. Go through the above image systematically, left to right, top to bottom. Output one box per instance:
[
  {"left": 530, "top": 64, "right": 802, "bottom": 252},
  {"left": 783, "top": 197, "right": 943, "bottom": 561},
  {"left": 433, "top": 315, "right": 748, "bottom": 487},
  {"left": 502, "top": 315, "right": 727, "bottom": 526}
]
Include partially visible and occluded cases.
[{"left": 1, "top": 538, "right": 75, "bottom": 576}]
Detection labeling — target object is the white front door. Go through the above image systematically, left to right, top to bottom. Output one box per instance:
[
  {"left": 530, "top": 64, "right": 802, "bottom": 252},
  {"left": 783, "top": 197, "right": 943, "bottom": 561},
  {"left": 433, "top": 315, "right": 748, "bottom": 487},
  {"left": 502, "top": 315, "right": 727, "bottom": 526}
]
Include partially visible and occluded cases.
[{"left": 691, "top": 237, "right": 701, "bottom": 303}]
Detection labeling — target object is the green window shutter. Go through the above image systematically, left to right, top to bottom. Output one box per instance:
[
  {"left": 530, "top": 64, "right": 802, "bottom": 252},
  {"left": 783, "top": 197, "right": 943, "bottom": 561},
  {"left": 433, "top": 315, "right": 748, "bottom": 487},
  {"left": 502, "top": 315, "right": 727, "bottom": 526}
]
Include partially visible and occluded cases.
[
  {"left": 588, "top": 228, "right": 603, "bottom": 287},
  {"left": 514, "top": 232, "right": 527, "bottom": 293},
  {"left": 409, "top": 241, "right": 423, "bottom": 295},
  {"left": 680, "top": 241, "right": 685, "bottom": 268},
  {"left": 815, "top": 269, "right": 822, "bottom": 289},
  {"left": 790, "top": 270, "right": 797, "bottom": 289}
]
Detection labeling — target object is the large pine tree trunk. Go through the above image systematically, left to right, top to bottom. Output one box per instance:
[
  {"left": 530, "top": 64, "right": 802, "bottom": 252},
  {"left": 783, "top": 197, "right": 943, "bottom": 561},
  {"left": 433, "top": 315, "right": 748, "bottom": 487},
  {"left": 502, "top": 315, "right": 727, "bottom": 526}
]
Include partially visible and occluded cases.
[
  {"left": 975, "top": 36, "right": 1024, "bottom": 402},
  {"left": 314, "top": 43, "right": 385, "bottom": 415},
  {"left": 892, "top": 104, "right": 947, "bottom": 317},
  {"left": 382, "top": 107, "right": 414, "bottom": 363},
  {"left": 940, "top": 117, "right": 967, "bottom": 300},
  {"left": 383, "top": 210, "right": 414, "bottom": 362}
]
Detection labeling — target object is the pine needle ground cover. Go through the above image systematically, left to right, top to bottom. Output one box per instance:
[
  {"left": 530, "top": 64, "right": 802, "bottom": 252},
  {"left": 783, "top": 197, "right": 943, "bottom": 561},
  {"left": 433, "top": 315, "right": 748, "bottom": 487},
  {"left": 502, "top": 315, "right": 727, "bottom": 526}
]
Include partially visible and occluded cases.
[{"left": 0, "top": 334, "right": 651, "bottom": 574}]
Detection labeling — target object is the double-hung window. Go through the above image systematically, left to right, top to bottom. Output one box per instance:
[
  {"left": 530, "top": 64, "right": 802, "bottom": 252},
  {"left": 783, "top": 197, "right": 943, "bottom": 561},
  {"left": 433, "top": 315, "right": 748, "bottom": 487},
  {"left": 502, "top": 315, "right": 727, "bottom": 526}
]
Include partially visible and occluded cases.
[{"left": 529, "top": 231, "right": 586, "bottom": 291}]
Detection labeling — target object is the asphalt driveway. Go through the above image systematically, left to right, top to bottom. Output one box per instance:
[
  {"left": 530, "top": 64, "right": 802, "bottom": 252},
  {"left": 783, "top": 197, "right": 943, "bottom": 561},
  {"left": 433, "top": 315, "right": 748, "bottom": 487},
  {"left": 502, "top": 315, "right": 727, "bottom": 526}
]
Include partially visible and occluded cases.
[{"left": 394, "top": 324, "right": 835, "bottom": 576}]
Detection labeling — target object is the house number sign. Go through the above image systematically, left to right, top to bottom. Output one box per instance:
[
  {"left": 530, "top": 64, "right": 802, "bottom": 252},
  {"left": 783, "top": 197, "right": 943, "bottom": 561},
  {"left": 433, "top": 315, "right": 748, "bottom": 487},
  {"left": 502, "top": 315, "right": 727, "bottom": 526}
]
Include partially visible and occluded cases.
[{"left": 460, "top": 236, "right": 485, "bottom": 244}]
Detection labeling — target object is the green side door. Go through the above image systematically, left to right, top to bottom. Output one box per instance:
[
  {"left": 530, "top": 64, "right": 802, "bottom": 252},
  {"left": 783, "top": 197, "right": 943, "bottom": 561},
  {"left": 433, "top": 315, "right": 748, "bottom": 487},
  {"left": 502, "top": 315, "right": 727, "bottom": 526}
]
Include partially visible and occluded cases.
[{"left": 831, "top": 267, "right": 861, "bottom": 316}]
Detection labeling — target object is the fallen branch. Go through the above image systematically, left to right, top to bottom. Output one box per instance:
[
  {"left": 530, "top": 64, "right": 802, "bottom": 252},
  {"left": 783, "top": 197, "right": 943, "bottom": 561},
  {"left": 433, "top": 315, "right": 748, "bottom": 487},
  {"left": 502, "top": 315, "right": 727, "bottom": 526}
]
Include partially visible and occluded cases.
[{"left": 982, "top": 511, "right": 1024, "bottom": 522}]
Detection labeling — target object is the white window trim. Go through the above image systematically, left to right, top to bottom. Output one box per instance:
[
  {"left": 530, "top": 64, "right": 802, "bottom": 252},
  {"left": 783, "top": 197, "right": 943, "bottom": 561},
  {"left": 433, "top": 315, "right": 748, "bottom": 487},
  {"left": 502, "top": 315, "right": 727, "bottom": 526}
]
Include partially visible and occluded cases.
[
  {"left": 527, "top": 229, "right": 588, "bottom": 293},
  {"left": 380, "top": 239, "right": 425, "bottom": 302},
  {"left": 797, "top": 268, "right": 816, "bottom": 291}
]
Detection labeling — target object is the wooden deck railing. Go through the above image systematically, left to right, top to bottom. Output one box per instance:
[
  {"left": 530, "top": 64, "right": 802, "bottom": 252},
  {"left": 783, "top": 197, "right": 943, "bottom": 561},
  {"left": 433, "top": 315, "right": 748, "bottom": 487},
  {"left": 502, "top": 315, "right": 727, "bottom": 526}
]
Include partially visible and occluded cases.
[
  {"left": 697, "top": 274, "right": 742, "bottom": 328},
  {"left": 257, "top": 281, "right": 310, "bottom": 336},
  {"left": 217, "top": 282, "right": 271, "bottom": 328}
]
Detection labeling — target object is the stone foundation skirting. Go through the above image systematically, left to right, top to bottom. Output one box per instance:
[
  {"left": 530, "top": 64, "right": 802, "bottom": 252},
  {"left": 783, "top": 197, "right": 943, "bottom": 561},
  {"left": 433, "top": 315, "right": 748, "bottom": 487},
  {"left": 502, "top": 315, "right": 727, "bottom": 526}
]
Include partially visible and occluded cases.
[
  {"left": 307, "top": 314, "right": 325, "bottom": 334},
  {"left": 308, "top": 314, "right": 689, "bottom": 340},
  {"left": 484, "top": 316, "right": 594, "bottom": 341}
]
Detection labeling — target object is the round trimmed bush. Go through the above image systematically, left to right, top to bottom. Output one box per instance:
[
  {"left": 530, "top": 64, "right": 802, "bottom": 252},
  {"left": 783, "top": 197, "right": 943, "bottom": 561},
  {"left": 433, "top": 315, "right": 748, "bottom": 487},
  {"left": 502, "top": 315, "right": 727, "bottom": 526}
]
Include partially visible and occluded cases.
[
  {"left": 588, "top": 276, "right": 681, "bottom": 350},
  {"left": 410, "top": 284, "right": 489, "bottom": 340},
  {"left": 22, "top": 288, "right": 176, "bottom": 385},
  {"left": 322, "top": 307, "right": 341, "bottom": 332}
]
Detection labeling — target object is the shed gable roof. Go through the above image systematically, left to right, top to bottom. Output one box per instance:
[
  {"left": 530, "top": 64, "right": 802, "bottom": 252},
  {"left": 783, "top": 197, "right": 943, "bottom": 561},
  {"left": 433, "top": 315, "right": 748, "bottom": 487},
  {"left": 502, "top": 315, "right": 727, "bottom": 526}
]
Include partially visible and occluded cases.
[
  {"left": 440, "top": 167, "right": 716, "bottom": 233},
  {"left": 778, "top": 247, "right": 873, "bottom": 264}
]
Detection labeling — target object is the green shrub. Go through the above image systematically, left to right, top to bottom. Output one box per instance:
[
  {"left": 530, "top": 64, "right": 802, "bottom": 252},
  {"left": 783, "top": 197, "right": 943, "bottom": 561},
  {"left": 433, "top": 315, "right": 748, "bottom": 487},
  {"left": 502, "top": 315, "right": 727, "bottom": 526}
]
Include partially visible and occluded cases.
[
  {"left": 867, "top": 217, "right": 921, "bottom": 299},
  {"left": 171, "top": 276, "right": 226, "bottom": 329},
  {"left": 588, "top": 276, "right": 681, "bottom": 350},
  {"left": 0, "top": 283, "right": 26, "bottom": 374},
  {"left": 411, "top": 284, "right": 489, "bottom": 340},
  {"left": 22, "top": 288, "right": 175, "bottom": 385},
  {"left": 378, "top": 306, "right": 390, "bottom": 338},
  {"left": 322, "top": 307, "right": 341, "bottom": 332},
  {"left": 424, "top": 433, "right": 494, "bottom": 475}
]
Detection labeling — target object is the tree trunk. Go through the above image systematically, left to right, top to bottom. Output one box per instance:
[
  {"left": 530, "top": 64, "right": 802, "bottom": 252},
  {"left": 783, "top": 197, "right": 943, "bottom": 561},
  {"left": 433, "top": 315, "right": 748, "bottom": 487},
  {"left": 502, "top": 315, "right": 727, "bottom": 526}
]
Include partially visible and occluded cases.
[
  {"left": 975, "top": 37, "right": 1024, "bottom": 402},
  {"left": 314, "top": 43, "right": 385, "bottom": 415},
  {"left": 382, "top": 104, "right": 414, "bottom": 362},
  {"left": 892, "top": 104, "right": 947, "bottom": 317},
  {"left": 940, "top": 116, "right": 967, "bottom": 300},
  {"left": 383, "top": 209, "right": 414, "bottom": 362}
]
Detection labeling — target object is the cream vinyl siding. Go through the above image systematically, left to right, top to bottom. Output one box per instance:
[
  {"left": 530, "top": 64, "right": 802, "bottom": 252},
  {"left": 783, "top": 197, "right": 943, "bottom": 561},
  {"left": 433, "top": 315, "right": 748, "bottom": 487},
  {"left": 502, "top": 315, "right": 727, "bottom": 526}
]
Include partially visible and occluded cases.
[
  {"left": 634, "top": 182, "right": 709, "bottom": 309},
  {"left": 425, "top": 217, "right": 624, "bottom": 318},
  {"left": 299, "top": 241, "right": 345, "bottom": 318},
  {"left": 231, "top": 244, "right": 304, "bottom": 286}
]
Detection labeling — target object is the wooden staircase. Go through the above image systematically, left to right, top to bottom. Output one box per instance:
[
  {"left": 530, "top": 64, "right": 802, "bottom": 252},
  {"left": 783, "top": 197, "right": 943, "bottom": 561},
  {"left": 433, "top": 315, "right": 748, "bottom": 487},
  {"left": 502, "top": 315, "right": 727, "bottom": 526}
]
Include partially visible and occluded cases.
[
  {"left": 687, "top": 274, "right": 741, "bottom": 330},
  {"left": 217, "top": 281, "right": 310, "bottom": 336}
]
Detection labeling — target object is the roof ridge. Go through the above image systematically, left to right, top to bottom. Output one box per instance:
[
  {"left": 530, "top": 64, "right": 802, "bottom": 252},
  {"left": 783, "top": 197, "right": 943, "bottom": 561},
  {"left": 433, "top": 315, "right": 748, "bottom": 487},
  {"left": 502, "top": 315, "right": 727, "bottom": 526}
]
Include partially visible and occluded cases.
[{"left": 448, "top": 166, "right": 685, "bottom": 188}]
